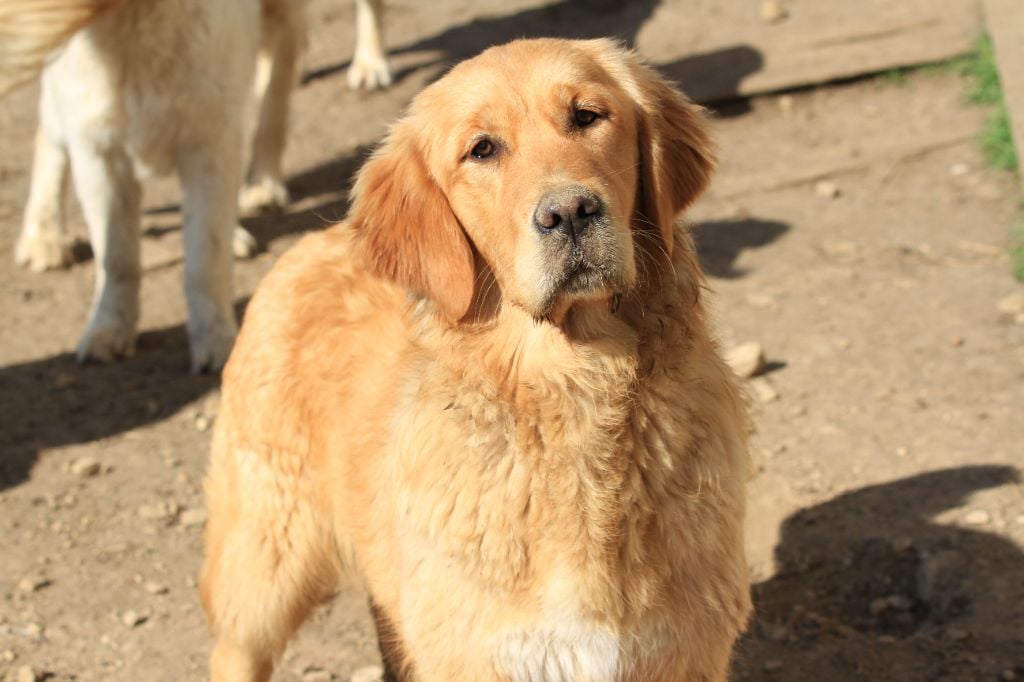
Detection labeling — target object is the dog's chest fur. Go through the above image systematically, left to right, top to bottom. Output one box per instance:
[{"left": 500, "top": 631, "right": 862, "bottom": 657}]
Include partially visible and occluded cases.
[{"left": 387, "top": 303, "right": 742, "bottom": 678}]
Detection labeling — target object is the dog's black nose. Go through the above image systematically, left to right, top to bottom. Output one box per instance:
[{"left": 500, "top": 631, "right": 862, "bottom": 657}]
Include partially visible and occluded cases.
[{"left": 534, "top": 188, "right": 603, "bottom": 241}]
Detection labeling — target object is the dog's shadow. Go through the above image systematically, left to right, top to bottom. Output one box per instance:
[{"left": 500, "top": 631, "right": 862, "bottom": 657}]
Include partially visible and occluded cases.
[
  {"left": 691, "top": 218, "right": 789, "bottom": 278},
  {"left": 0, "top": 302, "right": 255, "bottom": 492},
  {"left": 734, "top": 465, "right": 1024, "bottom": 681}
]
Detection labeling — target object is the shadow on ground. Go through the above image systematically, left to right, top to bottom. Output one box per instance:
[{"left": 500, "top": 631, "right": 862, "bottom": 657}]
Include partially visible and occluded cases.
[
  {"left": 304, "top": 0, "right": 762, "bottom": 111},
  {"left": 306, "top": 0, "right": 661, "bottom": 84},
  {"left": 691, "top": 218, "right": 789, "bottom": 278},
  {"left": 0, "top": 302, "right": 255, "bottom": 492},
  {"left": 734, "top": 466, "right": 1024, "bottom": 681}
]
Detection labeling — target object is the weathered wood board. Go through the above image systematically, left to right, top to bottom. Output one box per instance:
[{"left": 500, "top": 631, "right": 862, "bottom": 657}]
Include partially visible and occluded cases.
[
  {"left": 317, "top": 0, "right": 983, "bottom": 105},
  {"left": 636, "top": 0, "right": 984, "bottom": 103}
]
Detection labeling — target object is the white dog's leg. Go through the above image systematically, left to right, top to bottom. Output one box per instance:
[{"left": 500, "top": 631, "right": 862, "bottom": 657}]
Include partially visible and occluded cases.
[
  {"left": 347, "top": 0, "right": 391, "bottom": 90},
  {"left": 239, "top": 8, "right": 305, "bottom": 215},
  {"left": 16, "top": 122, "right": 71, "bottom": 271},
  {"left": 69, "top": 144, "right": 142, "bottom": 363},
  {"left": 180, "top": 146, "right": 243, "bottom": 373}
]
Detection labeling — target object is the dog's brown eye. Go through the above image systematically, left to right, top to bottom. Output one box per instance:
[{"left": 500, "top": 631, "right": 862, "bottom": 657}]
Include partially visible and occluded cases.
[
  {"left": 573, "top": 108, "right": 600, "bottom": 127},
  {"left": 471, "top": 138, "right": 496, "bottom": 159}
]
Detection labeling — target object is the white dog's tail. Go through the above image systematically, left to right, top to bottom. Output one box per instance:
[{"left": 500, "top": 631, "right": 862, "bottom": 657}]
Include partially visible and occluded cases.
[{"left": 0, "top": 0, "right": 125, "bottom": 95}]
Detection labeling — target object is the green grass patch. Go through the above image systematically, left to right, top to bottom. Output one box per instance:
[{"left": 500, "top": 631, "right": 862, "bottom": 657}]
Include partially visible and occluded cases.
[
  {"left": 959, "top": 34, "right": 1018, "bottom": 172},
  {"left": 960, "top": 34, "right": 1023, "bottom": 280},
  {"left": 874, "top": 35, "right": 1022, "bottom": 278},
  {"left": 960, "top": 35, "right": 1003, "bottom": 105},
  {"left": 878, "top": 67, "right": 908, "bottom": 87},
  {"left": 982, "top": 106, "right": 1018, "bottom": 172},
  {"left": 1013, "top": 212, "right": 1024, "bottom": 282}
]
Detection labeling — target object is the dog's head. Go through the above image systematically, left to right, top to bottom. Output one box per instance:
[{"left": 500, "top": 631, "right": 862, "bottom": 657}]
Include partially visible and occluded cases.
[{"left": 349, "top": 38, "right": 714, "bottom": 322}]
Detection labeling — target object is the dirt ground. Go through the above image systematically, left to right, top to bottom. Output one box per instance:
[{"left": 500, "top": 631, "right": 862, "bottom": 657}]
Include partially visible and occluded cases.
[{"left": 1, "top": 1, "right": 1023, "bottom": 680}]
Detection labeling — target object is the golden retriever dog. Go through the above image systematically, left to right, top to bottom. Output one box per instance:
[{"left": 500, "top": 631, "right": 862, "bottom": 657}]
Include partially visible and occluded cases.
[
  {"left": 1, "top": 0, "right": 389, "bottom": 370},
  {"left": 201, "top": 38, "right": 751, "bottom": 681}
]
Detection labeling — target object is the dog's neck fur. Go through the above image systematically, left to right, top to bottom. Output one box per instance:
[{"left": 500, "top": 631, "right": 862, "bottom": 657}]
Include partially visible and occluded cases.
[{"left": 418, "top": 228, "right": 705, "bottom": 405}]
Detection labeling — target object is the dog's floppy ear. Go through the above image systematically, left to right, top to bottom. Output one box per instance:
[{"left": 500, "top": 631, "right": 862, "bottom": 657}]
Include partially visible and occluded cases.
[
  {"left": 586, "top": 40, "right": 716, "bottom": 256},
  {"left": 348, "top": 124, "right": 475, "bottom": 322}
]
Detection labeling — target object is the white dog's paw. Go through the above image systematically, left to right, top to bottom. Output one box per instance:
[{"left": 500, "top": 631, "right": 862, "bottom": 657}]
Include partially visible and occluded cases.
[
  {"left": 347, "top": 52, "right": 392, "bottom": 91},
  {"left": 239, "top": 178, "right": 290, "bottom": 215},
  {"left": 232, "top": 225, "right": 259, "bottom": 259},
  {"left": 15, "top": 229, "right": 73, "bottom": 271},
  {"left": 188, "top": 313, "right": 238, "bottom": 374},
  {"left": 75, "top": 320, "right": 136, "bottom": 364}
]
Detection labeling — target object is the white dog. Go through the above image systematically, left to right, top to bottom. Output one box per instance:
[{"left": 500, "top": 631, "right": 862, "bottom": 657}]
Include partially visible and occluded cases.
[{"left": 1, "top": 0, "right": 389, "bottom": 371}]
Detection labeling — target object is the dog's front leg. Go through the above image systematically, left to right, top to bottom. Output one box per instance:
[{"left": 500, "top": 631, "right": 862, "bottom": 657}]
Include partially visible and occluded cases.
[
  {"left": 68, "top": 142, "right": 141, "bottom": 363},
  {"left": 179, "top": 146, "right": 242, "bottom": 373}
]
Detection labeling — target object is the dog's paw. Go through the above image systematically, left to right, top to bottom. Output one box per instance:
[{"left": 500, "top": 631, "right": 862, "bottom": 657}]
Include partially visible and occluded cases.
[
  {"left": 347, "top": 52, "right": 392, "bottom": 91},
  {"left": 239, "top": 178, "right": 290, "bottom": 215},
  {"left": 233, "top": 225, "right": 259, "bottom": 259},
  {"left": 15, "top": 230, "right": 73, "bottom": 271},
  {"left": 188, "top": 313, "right": 238, "bottom": 374},
  {"left": 75, "top": 321, "right": 136, "bottom": 364}
]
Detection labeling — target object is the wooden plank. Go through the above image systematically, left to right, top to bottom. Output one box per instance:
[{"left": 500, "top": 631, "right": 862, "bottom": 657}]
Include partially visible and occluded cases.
[
  {"left": 340, "top": 0, "right": 983, "bottom": 106},
  {"left": 637, "top": 0, "right": 983, "bottom": 103},
  {"left": 983, "top": 0, "right": 1024, "bottom": 191}
]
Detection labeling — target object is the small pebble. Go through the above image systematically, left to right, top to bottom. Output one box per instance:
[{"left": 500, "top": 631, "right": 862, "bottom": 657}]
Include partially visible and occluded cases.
[
  {"left": 759, "top": 0, "right": 787, "bottom": 23},
  {"left": 949, "top": 162, "right": 970, "bottom": 177},
  {"left": 814, "top": 179, "right": 840, "bottom": 198},
  {"left": 819, "top": 240, "right": 857, "bottom": 258},
  {"left": 725, "top": 342, "right": 766, "bottom": 378},
  {"left": 895, "top": 446, "right": 908, "bottom": 457},
  {"left": 70, "top": 457, "right": 101, "bottom": 478},
  {"left": 138, "top": 501, "right": 180, "bottom": 524},
  {"left": 179, "top": 508, "right": 208, "bottom": 528},
  {"left": 891, "top": 536, "right": 914, "bottom": 552},
  {"left": 17, "top": 574, "right": 50, "bottom": 593},
  {"left": 143, "top": 582, "right": 169, "bottom": 595},
  {"left": 869, "top": 597, "right": 890, "bottom": 616},
  {"left": 122, "top": 610, "right": 147, "bottom": 628},
  {"left": 1, "top": 649, "right": 16, "bottom": 662},
  {"left": 763, "top": 659, "right": 784, "bottom": 673},
  {"left": 350, "top": 666, "right": 384, "bottom": 682},
  {"left": 302, "top": 667, "right": 333, "bottom": 682},
  {"left": 1001, "top": 669, "right": 1018, "bottom": 681}
]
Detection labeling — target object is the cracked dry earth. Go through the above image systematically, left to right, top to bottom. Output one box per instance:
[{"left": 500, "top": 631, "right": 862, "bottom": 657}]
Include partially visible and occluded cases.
[{"left": 1, "top": 1, "right": 1022, "bottom": 680}]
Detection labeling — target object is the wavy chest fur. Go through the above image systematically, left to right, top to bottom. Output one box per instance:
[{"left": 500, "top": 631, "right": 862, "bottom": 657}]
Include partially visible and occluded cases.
[{"left": 386, "top": 290, "right": 747, "bottom": 679}]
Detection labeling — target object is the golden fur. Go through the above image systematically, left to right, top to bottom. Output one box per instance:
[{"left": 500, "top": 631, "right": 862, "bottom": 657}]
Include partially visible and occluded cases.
[{"left": 201, "top": 38, "right": 751, "bottom": 681}]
